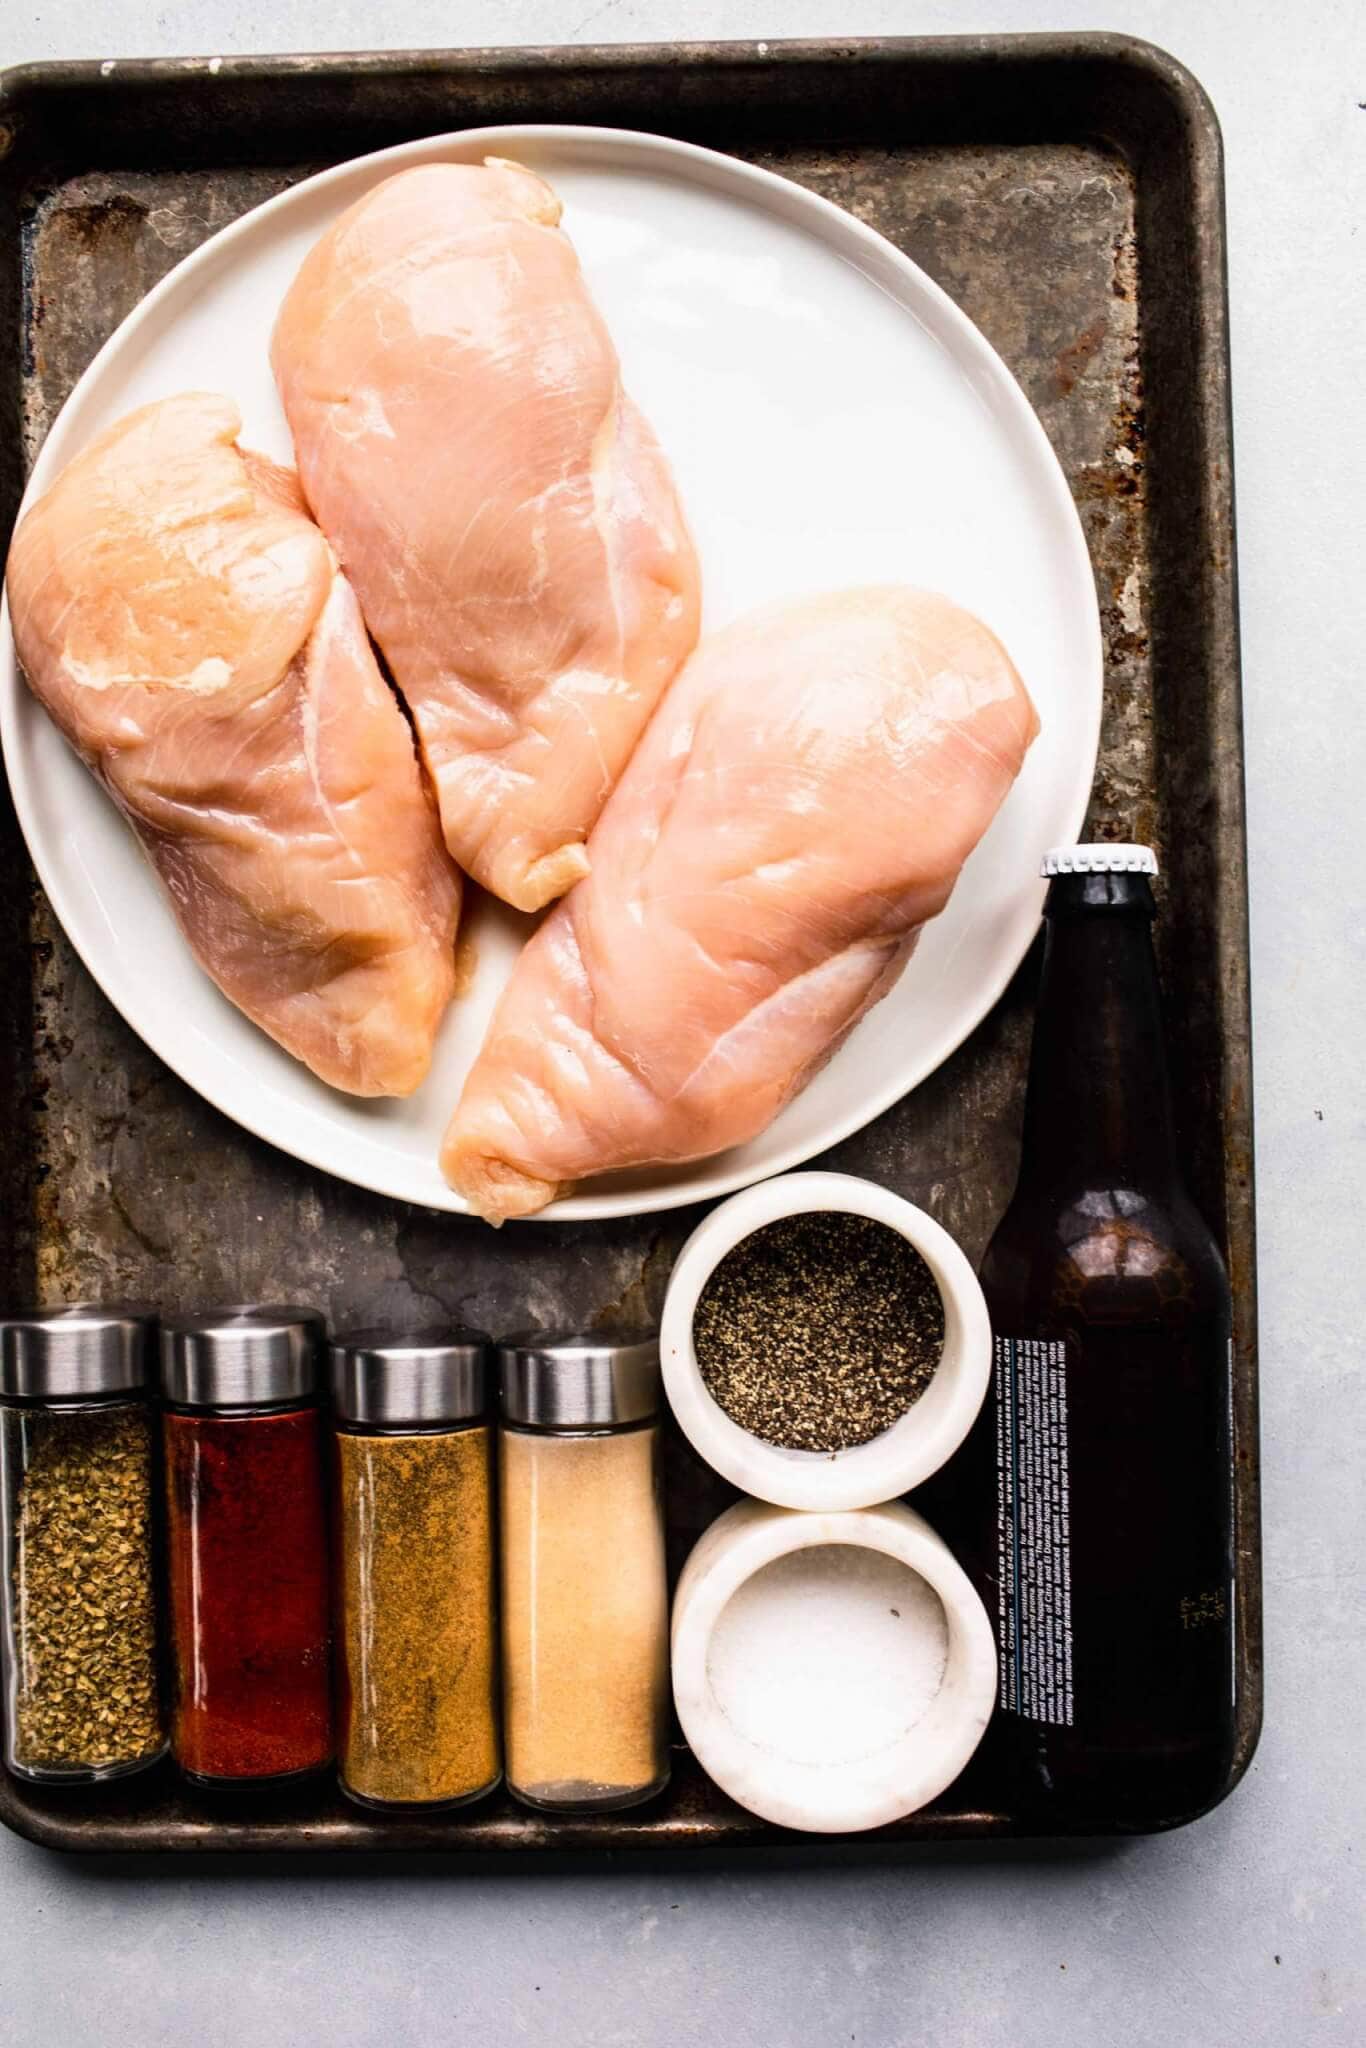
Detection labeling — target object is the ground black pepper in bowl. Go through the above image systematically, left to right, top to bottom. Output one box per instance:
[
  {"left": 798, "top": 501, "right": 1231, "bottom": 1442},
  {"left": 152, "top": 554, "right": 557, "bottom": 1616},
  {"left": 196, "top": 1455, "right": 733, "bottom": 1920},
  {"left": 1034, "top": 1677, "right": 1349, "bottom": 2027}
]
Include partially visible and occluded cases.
[{"left": 692, "top": 1211, "right": 946, "bottom": 1452}]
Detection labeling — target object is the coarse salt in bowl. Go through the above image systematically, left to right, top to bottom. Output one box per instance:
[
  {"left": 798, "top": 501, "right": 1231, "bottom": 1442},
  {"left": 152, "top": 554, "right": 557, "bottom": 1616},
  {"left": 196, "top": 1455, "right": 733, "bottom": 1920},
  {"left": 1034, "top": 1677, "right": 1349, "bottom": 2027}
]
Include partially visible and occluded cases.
[
  {"left": 659, "top": 1171, "right": 992, "bottom": 1511},
  {"left": 671, "top": 1497, "right": 997, "bottom": 1833}
]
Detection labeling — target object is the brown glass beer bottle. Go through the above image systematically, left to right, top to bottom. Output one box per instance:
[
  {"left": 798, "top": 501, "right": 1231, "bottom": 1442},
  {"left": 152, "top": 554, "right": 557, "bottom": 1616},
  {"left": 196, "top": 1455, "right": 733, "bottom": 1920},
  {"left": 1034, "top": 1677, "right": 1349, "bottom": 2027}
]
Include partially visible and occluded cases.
[{"left": 976, "top": 845, "right": 1236, "bottom": 1827}]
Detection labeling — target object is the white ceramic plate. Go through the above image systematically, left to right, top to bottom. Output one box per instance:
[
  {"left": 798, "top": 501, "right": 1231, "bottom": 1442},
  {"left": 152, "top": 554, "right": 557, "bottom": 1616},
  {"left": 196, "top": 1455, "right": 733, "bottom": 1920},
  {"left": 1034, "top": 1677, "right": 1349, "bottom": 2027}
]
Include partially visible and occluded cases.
[{"left": 0, "top": 126, "right": 1101, "bottom": 1221}]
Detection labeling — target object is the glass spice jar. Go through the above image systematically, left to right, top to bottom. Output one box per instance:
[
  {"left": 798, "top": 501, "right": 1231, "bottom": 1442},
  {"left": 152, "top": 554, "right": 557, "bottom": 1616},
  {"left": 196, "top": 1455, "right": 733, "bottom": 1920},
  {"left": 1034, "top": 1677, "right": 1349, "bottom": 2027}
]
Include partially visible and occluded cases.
[
  {"left": 160, "top": 1307, "right": 332, "bottom": 1786},
  {"left": 0, "top": 1308, "right": 166, "bottom": 1783},
  {"left": 331, "top": 1327, "right": 500, "bottom": 1812},
  {"left": 499, "top": 1328, "right": 671, "bottom": 1814}
]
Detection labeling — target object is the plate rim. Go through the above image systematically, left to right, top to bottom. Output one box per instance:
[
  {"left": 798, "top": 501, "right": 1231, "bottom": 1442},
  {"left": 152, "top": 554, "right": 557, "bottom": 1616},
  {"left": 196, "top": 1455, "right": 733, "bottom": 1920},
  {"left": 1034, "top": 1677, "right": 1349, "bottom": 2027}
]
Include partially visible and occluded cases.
[{"left": 0, "top": 121, "right": 1102, "bottom": 1222}]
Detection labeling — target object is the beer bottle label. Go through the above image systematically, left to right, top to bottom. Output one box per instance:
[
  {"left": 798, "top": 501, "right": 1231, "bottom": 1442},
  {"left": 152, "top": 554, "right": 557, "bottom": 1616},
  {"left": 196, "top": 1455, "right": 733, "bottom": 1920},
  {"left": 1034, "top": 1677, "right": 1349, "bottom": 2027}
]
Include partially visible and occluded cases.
[
  {"left": 992, "top": 1321, "right": 1233, "bottom": 1748},
  {"left": 993, "top": 1335, "right": 1074, "bottom": 1725}
]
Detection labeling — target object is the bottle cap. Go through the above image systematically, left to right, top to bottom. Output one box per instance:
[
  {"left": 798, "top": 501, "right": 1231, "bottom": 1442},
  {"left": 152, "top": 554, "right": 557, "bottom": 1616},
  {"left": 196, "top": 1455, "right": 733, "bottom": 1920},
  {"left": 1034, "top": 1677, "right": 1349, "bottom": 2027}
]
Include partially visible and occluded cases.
[
  {"left": 1041, "top": 844, "right": 1158, "bottom": 877},
  {"left": 159, "top": 1305, "right": 323, "bottom": 1409},
  {"left": 0, "top": 1307, "right": 153, "bottom": 1400},
  {"left": 330, "top": 1326, "right": 490, "bottom": 1428},
  {"left": 498, "top": 1327, "right": 661, "bottom": 1429}
]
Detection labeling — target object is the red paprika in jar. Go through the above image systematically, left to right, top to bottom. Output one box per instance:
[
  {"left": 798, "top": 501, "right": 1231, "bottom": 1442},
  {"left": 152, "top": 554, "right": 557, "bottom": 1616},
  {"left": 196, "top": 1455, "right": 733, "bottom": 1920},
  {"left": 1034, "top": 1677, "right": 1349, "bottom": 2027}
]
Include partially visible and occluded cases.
[{"left": 160, "top": 1308, "right": 332, "bottom": 1784}]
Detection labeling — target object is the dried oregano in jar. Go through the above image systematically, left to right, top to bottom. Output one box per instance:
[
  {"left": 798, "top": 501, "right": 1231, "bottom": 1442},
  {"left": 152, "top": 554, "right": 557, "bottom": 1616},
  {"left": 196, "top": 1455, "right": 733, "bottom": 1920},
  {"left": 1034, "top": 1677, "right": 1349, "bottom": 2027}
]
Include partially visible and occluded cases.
[{"left": 0, "top": 1311, "right": 165, "bottom": 1783}]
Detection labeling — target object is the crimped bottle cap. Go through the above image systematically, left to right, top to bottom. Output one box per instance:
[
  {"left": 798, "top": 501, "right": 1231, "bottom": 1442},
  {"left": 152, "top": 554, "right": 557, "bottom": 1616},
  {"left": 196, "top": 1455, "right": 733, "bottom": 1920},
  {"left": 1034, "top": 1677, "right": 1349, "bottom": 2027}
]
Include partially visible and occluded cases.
[{"left": 1041, "top": 843, "right": 1158, "bottom": 877}]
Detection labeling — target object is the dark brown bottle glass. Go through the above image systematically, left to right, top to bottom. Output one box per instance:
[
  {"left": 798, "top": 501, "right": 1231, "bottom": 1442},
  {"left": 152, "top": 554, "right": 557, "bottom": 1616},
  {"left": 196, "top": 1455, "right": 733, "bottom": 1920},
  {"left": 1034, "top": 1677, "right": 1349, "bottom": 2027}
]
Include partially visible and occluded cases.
[{"left": 973, "top": 850, "right": 1235, "bottom": 1828}]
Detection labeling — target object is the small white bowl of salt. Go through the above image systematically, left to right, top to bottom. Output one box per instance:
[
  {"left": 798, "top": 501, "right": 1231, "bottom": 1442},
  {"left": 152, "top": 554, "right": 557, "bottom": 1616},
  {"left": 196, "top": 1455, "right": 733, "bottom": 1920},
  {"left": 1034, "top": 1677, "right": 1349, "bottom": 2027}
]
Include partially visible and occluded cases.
[{"left": 671, "top": 1496, "right": 996, "bottom": 1833}]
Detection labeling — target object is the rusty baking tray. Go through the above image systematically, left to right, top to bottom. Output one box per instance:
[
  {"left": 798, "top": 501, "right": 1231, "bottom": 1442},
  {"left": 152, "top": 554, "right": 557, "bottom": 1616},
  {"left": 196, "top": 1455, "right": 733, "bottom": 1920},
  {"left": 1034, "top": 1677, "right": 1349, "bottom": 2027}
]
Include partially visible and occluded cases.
[{"left": 0, "top": 32, "right": 1258, "bottom": 1853}]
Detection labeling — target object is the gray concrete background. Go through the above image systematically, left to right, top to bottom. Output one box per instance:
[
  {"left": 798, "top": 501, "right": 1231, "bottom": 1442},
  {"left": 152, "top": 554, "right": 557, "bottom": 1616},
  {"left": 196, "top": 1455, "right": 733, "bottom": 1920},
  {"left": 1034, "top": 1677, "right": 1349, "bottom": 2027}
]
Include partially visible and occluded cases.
[{"left": 1, "top": 2, "right": 1361, "bottom": 2042}]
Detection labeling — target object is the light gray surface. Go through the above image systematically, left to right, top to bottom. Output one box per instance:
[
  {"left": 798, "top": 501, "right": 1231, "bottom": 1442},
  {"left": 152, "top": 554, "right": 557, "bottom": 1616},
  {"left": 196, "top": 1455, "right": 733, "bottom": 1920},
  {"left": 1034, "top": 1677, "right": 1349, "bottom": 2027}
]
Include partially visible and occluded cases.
[{"left": 1, "top": 1, "right": 1362, "bottom": 2042}]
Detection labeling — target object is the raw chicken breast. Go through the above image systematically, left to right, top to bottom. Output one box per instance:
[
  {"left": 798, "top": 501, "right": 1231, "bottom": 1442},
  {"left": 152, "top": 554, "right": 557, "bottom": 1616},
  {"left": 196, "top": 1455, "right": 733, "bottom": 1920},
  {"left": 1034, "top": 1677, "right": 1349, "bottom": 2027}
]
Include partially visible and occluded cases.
[
  {"left": 271, "top": 159, "right": 701, "bottom": 913},
  {"left": 6, "top": 392, "right": 460, "bottom": 1096},
  {"left": 443, "top": 588, "right": 1039, "bottom": 1220}
]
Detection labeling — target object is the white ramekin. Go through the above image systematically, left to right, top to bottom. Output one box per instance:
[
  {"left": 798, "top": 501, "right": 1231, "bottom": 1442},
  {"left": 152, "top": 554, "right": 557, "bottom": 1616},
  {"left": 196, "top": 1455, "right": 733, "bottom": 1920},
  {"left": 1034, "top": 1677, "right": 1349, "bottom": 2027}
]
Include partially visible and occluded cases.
[
  {"left": 659, "top": 1171, "right": 991, "bottom": 1510},
  {"left": 672, "top": 1497, "right": 997, "bottom": 1833}
]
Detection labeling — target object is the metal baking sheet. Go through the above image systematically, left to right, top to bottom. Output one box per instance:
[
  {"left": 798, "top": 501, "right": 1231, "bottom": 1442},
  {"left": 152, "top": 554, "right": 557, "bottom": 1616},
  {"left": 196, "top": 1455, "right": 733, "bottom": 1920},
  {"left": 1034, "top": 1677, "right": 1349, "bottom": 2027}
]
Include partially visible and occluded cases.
[{"left": 0, "top": 31, "right": 1259, "bottom": 1852}]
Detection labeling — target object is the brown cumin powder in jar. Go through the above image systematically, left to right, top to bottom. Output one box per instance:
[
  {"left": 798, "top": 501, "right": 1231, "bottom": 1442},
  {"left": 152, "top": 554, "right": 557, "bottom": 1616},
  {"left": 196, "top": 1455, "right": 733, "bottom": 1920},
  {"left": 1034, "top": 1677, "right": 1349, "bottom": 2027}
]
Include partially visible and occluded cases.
[{"left": 331, "top": 1329, "right": 499, "bottom": 1811}]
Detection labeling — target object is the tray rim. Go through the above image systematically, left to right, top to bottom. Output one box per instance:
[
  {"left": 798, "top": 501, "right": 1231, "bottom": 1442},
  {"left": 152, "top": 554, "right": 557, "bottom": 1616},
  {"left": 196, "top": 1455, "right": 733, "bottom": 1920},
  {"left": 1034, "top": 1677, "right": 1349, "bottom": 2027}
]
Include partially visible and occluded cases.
[
  {"left": 0, "top": 26, "right": 1259, "bottom": 1856},
  {"left": 0, "top": 28, "right": 1235, "bottom": 108}
]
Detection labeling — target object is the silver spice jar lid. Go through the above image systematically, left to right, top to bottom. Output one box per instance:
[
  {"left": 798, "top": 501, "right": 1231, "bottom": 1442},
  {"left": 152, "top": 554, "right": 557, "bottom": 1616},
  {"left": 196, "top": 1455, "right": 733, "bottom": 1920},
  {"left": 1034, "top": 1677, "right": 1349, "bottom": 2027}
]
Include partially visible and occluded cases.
[
  {"left": 159, "top": 1305, "right": 323, "bottom": 1410},
  {"left": 0, "top": 1306, "right": 153, "bottom": 1400},
  {"left": 330, "top": 1326, "right": 490, "bottom": 1428},
  {"left": 498, "top": 1327, "right": 660, "bottom": 1430}
]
